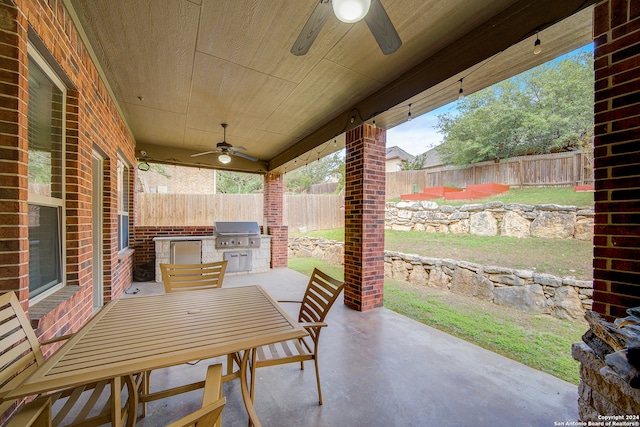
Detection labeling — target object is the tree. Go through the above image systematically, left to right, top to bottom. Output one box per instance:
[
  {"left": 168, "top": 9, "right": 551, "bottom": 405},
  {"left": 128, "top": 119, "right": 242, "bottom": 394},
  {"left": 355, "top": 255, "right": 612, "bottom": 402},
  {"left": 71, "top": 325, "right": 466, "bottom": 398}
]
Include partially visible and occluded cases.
[
  {"left": 436, "top": 49, "right": 594, "bottom": 166},
  {"left": 285, "top": 151, "right": 345, "bottom": 194},
  {"left": 401, "top": 153, "right": 428, "bottom": 170},
  {"left": 216, "top": 171, "right": 263, "bottom": 194}
]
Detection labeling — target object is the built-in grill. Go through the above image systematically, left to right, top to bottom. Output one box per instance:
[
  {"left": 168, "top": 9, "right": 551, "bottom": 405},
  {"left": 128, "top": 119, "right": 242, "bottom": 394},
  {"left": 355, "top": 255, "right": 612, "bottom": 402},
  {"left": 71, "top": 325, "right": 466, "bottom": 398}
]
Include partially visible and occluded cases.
[
  {"left": 214, "top": 221, "right": 261, "bottom": 249},
  {"left": 215, "top": 221, "right": 261, "bottom": 273}
]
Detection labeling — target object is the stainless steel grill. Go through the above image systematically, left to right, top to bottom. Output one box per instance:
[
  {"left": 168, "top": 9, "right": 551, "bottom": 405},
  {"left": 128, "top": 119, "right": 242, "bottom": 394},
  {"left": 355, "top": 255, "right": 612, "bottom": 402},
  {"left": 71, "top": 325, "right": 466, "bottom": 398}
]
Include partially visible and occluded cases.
[{"left": 214, "top": 221, "right": 261, "bottom": 249}]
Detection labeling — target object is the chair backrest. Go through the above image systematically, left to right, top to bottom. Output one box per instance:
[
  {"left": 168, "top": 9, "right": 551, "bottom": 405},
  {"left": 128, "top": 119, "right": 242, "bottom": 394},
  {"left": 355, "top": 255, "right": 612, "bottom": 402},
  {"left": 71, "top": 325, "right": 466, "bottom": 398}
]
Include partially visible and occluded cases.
[
  {"left": 161, "top": 261, "right": 228, "bottom": 293},
  {"left": 298, "top": 269, "right": 345, "bottom": 340},
  {"left": 0, "top": 292, "right": 45, "bottom": 414}
]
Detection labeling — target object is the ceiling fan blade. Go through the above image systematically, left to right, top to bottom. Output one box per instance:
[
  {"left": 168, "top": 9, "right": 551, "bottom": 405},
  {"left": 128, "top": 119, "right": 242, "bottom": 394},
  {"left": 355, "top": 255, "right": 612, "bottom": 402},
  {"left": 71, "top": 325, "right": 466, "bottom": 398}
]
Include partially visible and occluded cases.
[
  {"left": 291, "top": 0, "right": 332, "bottom": 56},
  {"left": 364, "top": 0, "right": 402, "bottom": 55},
  {"left": 229, "top": 146, "right": 247, "bottom": 152},
  {"left": 191, "top": 150, "right": 217, "bottom": 158},
  {"left": 233, "top": 152, "right": 259, "bottom": 162}
]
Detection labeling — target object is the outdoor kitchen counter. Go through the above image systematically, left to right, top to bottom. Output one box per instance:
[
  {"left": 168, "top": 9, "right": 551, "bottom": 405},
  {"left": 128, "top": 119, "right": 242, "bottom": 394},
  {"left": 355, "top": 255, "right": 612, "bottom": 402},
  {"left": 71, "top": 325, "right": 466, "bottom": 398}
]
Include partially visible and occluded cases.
[
  {"left": 153, "top": 234, "right": 272, "bottom": 282},
  {"left": 154, "top": 235, "right": 217, "bottom": 241}
]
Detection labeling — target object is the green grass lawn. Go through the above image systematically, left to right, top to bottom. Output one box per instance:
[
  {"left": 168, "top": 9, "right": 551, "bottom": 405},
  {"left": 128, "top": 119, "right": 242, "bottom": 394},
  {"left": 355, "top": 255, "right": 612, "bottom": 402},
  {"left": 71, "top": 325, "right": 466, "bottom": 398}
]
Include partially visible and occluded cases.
[
  {"left": 388, "top": 186, "right": 594, "bottom": 207},
  {"left": 288, "top": 187, "right": 591, "bottom": 384},
  {"left": 292, "top": 228, "right": 593, "bottom": 280},
  {"left": 288, "top": 257, "right": 585, "bottom": 385}
]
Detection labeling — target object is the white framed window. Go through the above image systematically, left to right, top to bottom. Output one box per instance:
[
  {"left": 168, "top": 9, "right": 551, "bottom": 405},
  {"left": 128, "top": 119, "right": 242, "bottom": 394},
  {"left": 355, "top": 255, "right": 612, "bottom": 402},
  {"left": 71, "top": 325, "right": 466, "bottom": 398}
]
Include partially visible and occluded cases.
[
  {"left": 27, "top": 45, "right": 66, "bottom": 301},
  {"left": 117, "top": 157, "right": 130, "bottom": 252}
]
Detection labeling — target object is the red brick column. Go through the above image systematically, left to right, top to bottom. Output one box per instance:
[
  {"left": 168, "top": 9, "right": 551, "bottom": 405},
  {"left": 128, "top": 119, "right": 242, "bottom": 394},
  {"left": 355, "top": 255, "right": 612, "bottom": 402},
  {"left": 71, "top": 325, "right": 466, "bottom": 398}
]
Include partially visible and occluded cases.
[
  {"left": 593, "top": 0, "right": 640, "bottom": 320},
  {"left": 0, "top": 2, "right": 29, "bottom": 309},
  {"left": 344, "top": 124, "right": 385, "bottom": 311},
  {"left": 264, "top": 173, "right": 287, "bottom": 268}
]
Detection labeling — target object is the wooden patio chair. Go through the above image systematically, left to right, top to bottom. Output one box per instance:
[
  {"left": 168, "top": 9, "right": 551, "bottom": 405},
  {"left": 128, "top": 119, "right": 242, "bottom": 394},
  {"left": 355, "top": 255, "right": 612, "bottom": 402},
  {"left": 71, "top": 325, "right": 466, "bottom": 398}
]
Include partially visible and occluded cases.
[
  {"left": 143, "top": 260, "right": 234, "bottom": 416},
  {"left": 160, "top": 261, "right": 228, "bottom": 293},
  {"left": 243, "top": 268, "right": 344, "bottom": 405},
  {"left": 0, "top": 291, "right": 139, "bottom": 427},
  {"left": 165, "top": 364, "right": 225, "bottom": 427}
]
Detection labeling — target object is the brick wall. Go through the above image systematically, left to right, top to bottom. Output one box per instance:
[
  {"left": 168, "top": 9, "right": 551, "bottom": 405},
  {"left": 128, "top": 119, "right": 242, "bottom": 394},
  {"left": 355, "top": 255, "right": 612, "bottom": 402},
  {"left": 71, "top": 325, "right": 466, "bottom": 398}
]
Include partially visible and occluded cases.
[
  {"left": 0, "top": 0, "right": 137, "bottom": 344},
  {"left": 593, "top": 0, "right": 640, "bottom": 320},
  {"left": 0, "top": 2, "right": 29, "bottom": 308},
  {"left": 344, "top": 124, "right": 386, "bottom": 311},
  {"left": 264, "top": 173, "right": 288, "bottom": 267},
  {"left": 133, "top": 226, "right": 215, "bottom": 267}
]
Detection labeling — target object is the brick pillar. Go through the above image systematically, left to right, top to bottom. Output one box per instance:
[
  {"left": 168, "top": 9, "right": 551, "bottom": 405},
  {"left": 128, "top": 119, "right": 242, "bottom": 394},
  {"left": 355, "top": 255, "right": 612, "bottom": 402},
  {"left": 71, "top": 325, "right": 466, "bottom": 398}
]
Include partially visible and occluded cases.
[
  {"left": 592, "top": 0, "right": 640, "bottom": 320},
  {"left": 0, "top": 2, "right": 29, "bottom": 309},
  {"left": 344, "top": 124, "right": 385, "bottom": 311},
  {"left": 264, "top": 172, "right": 287, "bottom": 268}
]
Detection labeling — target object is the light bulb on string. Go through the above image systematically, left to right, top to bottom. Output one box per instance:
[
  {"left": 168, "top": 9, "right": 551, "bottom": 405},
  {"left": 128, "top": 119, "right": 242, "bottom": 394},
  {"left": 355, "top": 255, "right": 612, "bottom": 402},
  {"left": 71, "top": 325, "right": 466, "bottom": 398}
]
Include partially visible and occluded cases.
[
  {"left": 533, "top": 32, "right": 542, "bottom": 55},
  {"left": 458, "top": 78, "right": 464, "bottom": 99},
  {"left": 407, "top": 103, "right": 412, "bottom": 122}
]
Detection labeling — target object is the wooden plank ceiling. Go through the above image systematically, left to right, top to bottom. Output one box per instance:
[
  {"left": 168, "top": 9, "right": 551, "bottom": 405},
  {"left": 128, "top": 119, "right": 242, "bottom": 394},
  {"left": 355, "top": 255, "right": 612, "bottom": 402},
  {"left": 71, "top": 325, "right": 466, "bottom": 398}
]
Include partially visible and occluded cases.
[{"left": 63, "top": 0, "right": 595, "bottom": 174}]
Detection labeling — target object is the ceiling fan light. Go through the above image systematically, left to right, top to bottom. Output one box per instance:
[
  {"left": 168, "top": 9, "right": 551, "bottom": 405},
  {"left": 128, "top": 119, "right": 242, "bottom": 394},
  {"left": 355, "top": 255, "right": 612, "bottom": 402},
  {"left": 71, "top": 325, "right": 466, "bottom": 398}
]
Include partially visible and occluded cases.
[
  {"left": 332, "top": 0, "right": 371, "bottom": 23},
  {"left": 218, "top": 153, "right": 231, "bottom": 164}
]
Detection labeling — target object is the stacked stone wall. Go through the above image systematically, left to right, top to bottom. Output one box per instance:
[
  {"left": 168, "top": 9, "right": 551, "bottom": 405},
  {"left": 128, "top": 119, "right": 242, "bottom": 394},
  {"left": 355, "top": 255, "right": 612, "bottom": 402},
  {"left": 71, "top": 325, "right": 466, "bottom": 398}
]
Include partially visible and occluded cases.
[
  {"left": 386, "top": 201, "right": 594, "bottom": 241},
  {"left": 289, "top": 236, "right": 593, "bottom": 320},
  {"left": 572, "top": 343, "right": 640, "bottom": 419}
]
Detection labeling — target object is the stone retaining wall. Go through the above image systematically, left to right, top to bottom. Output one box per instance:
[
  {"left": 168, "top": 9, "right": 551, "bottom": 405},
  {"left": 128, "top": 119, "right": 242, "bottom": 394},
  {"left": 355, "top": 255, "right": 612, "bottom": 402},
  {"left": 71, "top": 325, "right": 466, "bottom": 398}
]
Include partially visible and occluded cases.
[
  {"left": 386, "top": 201, "right": 594, "bottom": 241},
  {"left": 289, "top": 236, "right": 593, "bottom": 320},
  {"left": 572, "top": 343, "right": 640, "bottom": 419}
]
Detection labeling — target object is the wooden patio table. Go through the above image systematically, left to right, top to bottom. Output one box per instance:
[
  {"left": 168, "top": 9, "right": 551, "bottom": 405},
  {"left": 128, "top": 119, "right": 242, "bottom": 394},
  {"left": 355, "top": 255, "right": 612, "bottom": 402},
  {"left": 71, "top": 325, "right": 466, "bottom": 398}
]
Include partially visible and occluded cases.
[{"left": 7, "top": 285, "right": 307, "bottom": 427}]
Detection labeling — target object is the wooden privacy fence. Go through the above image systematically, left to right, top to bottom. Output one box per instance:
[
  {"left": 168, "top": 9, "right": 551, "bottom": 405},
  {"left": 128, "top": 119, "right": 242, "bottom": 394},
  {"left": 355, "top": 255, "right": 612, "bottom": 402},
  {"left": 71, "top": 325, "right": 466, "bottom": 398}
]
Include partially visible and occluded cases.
[
  {"left": 137, "top": 151, "right": 593, "bottom": 229},
  {"left": 386, "top": 151, "right": 594, "bottom": 199},
  {"left": 309, "top": 182, "right": 339, "bottom": 194},
  {"left": 136, "top": 193, "right": 345, "bottom": 231},
  {"left": 282, "top": 194, "right": 344, "bottom": 232}
]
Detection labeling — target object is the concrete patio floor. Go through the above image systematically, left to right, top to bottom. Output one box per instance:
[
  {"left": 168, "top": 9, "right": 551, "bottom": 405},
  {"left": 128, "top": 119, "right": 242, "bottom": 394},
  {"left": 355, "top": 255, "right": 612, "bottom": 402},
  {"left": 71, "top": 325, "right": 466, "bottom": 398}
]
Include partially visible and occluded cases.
[{"left": 125, "top": 268, "right": 579, "bottom": 427}]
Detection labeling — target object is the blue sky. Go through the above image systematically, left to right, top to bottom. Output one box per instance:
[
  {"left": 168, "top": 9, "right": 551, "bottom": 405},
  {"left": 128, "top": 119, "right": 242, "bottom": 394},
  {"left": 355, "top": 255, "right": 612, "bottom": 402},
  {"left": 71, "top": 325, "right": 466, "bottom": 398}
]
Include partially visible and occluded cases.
[{"left": 387, "top": 43, "right": 594, "bottom": 156}]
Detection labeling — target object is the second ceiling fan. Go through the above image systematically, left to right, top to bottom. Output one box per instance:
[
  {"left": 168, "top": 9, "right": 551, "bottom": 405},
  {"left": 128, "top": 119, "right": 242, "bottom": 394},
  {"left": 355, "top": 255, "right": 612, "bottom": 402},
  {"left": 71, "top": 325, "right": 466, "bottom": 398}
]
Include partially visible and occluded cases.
[
  {"left": 291, "top": 0, "right": 401, "bottom": 56},
  {"left": 191, "top": 123, "right": 258, "bottom": 165}
]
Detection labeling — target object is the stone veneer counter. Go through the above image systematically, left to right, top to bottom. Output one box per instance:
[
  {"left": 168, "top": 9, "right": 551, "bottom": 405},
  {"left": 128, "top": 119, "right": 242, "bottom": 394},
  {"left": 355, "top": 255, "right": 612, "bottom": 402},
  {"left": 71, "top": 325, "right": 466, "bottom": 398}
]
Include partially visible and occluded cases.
[{"left": 153, "top": 235, "right": 272, "bottom": 282}]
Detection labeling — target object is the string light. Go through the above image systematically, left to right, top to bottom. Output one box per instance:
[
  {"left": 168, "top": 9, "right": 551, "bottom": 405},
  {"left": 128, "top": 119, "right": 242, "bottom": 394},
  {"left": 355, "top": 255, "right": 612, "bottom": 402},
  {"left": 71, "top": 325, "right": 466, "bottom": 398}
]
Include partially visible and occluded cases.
[
  {"left": 279, "top": 22, "right": 544, "bottom": 176},
  {"left": 284, "top": 31, "right": 524, "bottom": 165},
  {"left": 287, "top": 31, "right": 517, "bottom": 166},
  {"left": 533, "top": 31, "right": 542, "bottom": 55}
]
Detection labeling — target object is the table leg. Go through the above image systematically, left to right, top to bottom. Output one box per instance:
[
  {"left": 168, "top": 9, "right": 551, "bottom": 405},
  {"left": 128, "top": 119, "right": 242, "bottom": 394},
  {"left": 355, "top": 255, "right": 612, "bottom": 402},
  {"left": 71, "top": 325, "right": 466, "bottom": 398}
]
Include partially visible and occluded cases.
[
  {"left": 240, "top": 350, "right": 262, "bottom": 427},
  {"left": 123, "top": 374, "right": 139, "bottom": 427},
  {"left": 110, "top": 376, "right": 123, "bottom": 427}
]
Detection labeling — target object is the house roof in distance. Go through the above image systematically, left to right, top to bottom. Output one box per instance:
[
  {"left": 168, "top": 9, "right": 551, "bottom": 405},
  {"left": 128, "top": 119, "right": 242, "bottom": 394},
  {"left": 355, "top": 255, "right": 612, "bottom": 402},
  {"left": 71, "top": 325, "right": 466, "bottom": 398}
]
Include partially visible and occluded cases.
[{"left": 386, "top": 146, "right": 415, "bottom": 162}]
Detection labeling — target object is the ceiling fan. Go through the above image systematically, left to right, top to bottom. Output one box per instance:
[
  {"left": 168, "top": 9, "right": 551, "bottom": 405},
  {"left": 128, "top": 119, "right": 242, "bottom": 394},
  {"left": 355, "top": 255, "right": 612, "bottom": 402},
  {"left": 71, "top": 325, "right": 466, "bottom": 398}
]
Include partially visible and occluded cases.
[
  {"left": 291, "top": 0, "right": 401, "bottom": 56},
  {"left": 190, "top": 123, "right": 258, "bottom": 164}
]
